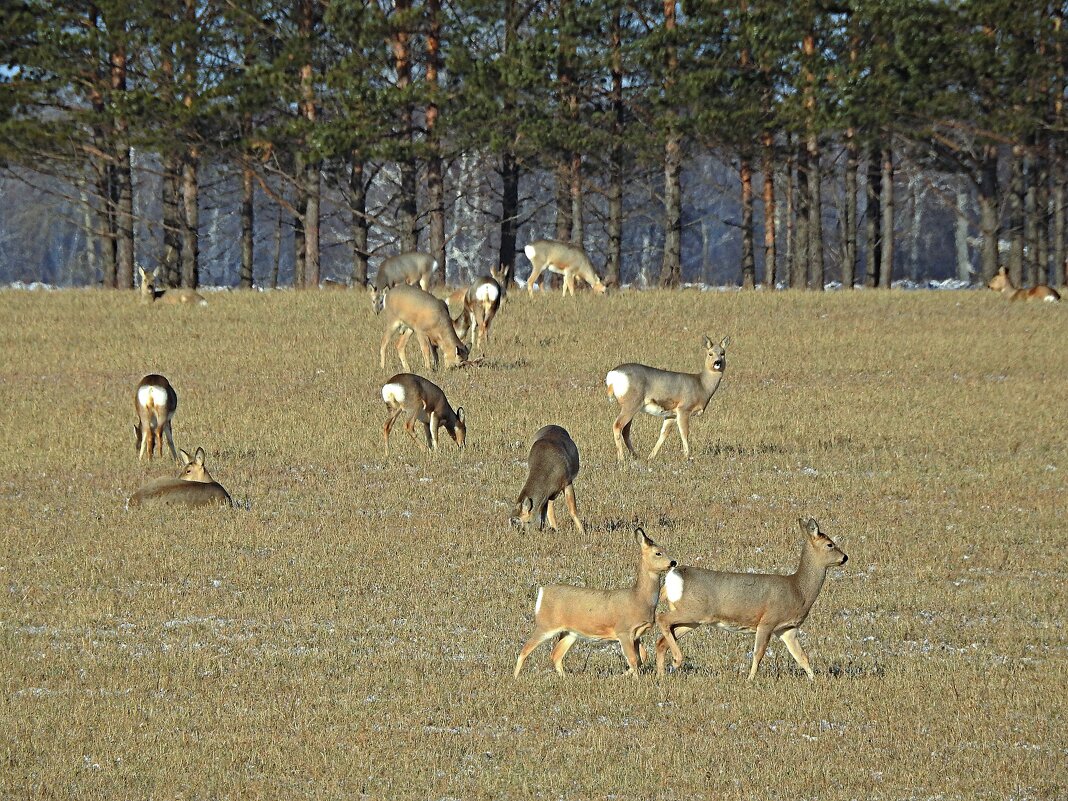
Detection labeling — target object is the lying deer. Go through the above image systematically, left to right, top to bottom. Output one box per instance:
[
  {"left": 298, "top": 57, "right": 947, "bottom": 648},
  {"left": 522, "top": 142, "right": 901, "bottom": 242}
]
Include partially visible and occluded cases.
[
  {"left": 523, "top": 239, "right": 607, "bottom": 297},
  {"left": 371, "top": 251, "right": 436, "bottom": 312},
  {"left": 138, "top": 266, "right": 208, "bottom": 306},
  {"left": 986, "top": 266, "right": 1061, "bottom": 302},
  {"left": 450, "top": 269, "right": 504, "bottom": 354},
  {"left": 379, "top": 285, "right": 470, "bottom": 371},
  {"left": 606, "top": 335, "right": 730, "bottom": 462},
  {"left": 381, "top": 373, "right": 466, "bottom": 456},
  {"left": 134, "top": 374, "right": 179, "bottom": 462},
  {"left": 511, "top": 425, "right": 585, "bottom": 535},
  {"left": 127, "top": 447, "right": 233, "bottom": 509},
  {"left": 655, "top": 517, "right": 848, "bottom": 680},
  {"left": 514, "top": 528, "right": 677, "bottom": 677}
]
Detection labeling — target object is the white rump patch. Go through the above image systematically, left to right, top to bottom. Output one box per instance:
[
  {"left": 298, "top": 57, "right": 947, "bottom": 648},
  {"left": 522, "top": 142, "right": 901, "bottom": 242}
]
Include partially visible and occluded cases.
[
  {"left": 523, "top": 244, "right": 537, "bottom": 261},
  {"left": 475, "top": 282, "right": 499, "bottom": 303},
  {"left": 1044, "top": 294, "right": 1058, "bottom": 303},
  {"left": 605, "top": 370, "right": 629, "bottom": 399},
  {"left": 381, "top": 383, "right": 405, "bottom": 405},
  {"left": 137, "top": 385, "right": 168, "bottom": 409},
  {"left": 664, "top": 568, "right": 684, "bottom": 605},
  {"left": 534, "top": 587, "right": 544, "bottom": 615}
]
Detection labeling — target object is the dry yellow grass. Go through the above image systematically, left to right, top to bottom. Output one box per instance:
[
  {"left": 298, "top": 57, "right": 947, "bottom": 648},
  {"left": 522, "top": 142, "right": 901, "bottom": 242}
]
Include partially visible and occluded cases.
[{"left": 1, "top": 286, "right": 1065, "bottom": 799}]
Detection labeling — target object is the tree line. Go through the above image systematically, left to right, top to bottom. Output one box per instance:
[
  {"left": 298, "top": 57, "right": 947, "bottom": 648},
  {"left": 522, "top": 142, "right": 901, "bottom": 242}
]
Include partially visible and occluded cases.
[{"left": 0, "top": 1, "right": 1065, "bottom": 290}]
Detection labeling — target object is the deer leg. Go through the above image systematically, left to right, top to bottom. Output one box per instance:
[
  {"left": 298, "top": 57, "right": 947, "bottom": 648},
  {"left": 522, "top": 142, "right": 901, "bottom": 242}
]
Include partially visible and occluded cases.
[
  {"left": 527, "top": 265, "right": 544, "bottom": 295},
  {"left": 562, "top": 272, "right": 575, "bottom": 297},
  {"left": 381, "top": 320, "right": 402, "bottom": 369},
  {"left": 612, "top": 403, "right": 641, "bottom": 462},
  {"left": 383, "top": 408, "right": 404, "bottom": 456},
  {"left": 676, "top": 410, "right": 693, "bottom": 459},
  {"left": 427, "top": 411, "right": 439, "bottom": 450},
  {"left": 648, "top": 417, "right": 675, "bottom": 460},
  {"left": 163, "top": 421, "right": 178, "bottom": 463},
  {"left": 563, "top": 484, "right": 585, "bottom": 535},
  {"left": 545, "top": 499, "right": 559, "bottom": 530},
  {"left": 655, "top": 612, "right": 697, "bottom": 675},
  {"left": 748, "top": 624, "right": 774, "bottom": 680},
  {"left": 515, "top": 627, "right": 561, "bottom": 677},
  {"left": 779, "top": 627, "right": 815, "bottom": 680},
  {"left": 549, "top": 632, "right": 579, "bottom": 676},
  {"left": 618, "top": 636, "right": 642, "bottom": 676}
]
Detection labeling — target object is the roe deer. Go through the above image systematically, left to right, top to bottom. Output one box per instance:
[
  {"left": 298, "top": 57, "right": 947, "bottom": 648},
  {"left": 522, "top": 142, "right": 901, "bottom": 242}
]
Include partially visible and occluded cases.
[
  {"left": 523, "top": 239, "right": 607, "bottom": 297},
  {"left": 371, "top": 251, "right": 436, "bottom": 311},
  {"left": 138, "top": 266, "right": 208, "bottom": 306},
  {"left": 986, "top": 267, "right": 1061, "bottom": 302},
  {"left": 450, "top": 272, "right": 503, "bottom": 354},
  {"left": 379, "top": 285, "right": 471, "bottom": 371},
  {"left": 606, "top": 335, "right": 730, "bottom": 462},
  {"left": 381, "top": 373, "right": 466, "bottom": 456},
  {"left": 134, "top": 374, "right": 179, "bottom": 462},
  {"left": 511, "top": 425, "right": 585, "bottom": 535},
  {"left": 127, "top": 447, "right": 233, "bottom": 509},
  {"left": 655, "top": 517, "right": 848, "bottom": 680},
  {"left": 514, "top": 528, "right": 677, "bottom": 677}
]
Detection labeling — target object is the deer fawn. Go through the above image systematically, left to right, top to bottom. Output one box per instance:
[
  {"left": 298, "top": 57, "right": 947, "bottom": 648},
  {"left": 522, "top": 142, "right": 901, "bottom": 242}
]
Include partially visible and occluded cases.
[
  {"left": 523, "top": 239, "right": 607, "bottom": 297},
  {"left": 371, "top": 251, "right": 436, "bottom": 311},
  {"left": 138, "top": 266, "right": 208, "bottom": 306},
  {"left": 986, "top": 267, "right": 1061, "bottom": 302},
  {"left": 450, "top": 271, "right": 503, "bottom": 354},
  {"left": 379, "top": 285, "right": 471, "bottom": 371},
  {"left": 606, "top": 335, "right": 730, "bottom": 462},
  {"left": 381, "top": 373, "right": 466, "bottom": 456},
  {"left": 134, "top": 374, "right": 179, "bottom": 463},
  {"left": 512, "top": 425, "right": 585, "bottom": 535},
  {"left": 127, "top": 447, "right": 233, "bottom": 509},
  {"left": 655, "top": 517, "right": 848, "bottom": 680},
  {"left": 514, "top": 528, "right": 677, "bottom": 677}
]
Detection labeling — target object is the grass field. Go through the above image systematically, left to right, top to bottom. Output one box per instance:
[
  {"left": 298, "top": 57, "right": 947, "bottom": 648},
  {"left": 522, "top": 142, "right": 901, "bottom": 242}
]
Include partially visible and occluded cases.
[{"left": 1, "top": 286, "right": 1066, "bottom": 800}]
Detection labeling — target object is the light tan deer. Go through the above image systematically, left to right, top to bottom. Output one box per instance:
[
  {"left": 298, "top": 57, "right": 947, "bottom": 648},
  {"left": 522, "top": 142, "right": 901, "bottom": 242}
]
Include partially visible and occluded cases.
[
  {"left": 523, "top": 239, "right": 607, "bottom": 297},
  {"left": 371, "top": 252, "right": 436, "bottom": 312},
  {"left": 138, "top": 266, "right": 208, "bottom": 306},
  {"left": 986, "top": 267, "right": 1061, "bottom": 302},
  {"left": 450, "top": 271, "right": 503, "bottom": 354},
  {"left": 379, "top": 285, "right": 471, "bottom": 371},
  {"left": 606, "top": 335, "right": 730, "bottom": 462},
  {"left": 381, "top": 373, "right": 466, "bottom": 456},
  {"left": 134, "top": 374, "right": 179, "bottom": 462},
  {"left": 511, "top": 425, "right": 585, "bottom": 535},
  {"left": 127, "top": 447, "right": 233, "bottom": 509},
  {"left": 655, "top": 517, "right": 848, "bottom": 680},
  {"left": 514, "top": 528, "right": 677, "bottom": 677}
]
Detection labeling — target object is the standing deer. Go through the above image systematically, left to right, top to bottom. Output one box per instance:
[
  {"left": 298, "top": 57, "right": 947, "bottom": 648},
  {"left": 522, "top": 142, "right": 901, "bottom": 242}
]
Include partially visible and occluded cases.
[
  {"left": 523, "top": 239, "right": 607, "bottom": 297},
  {"left": 371, "top": 252, "right": 436, "bottom": 312},
  {"left": 138, "top": 266, "right": 208, "bottom": 306},
  {"left": 986, "top": 267, "right": 1061, "bottom": 302},
  {"left": 450, "top": 272, "right": 503, "bottom": 354},
  {"left": 379, "top": 285, "right": 470, "bottom": 371},
  {"left": 606, "top": 335, "right": 730, "bottom": 462},
  {"left": 381, "top": 373, "right": 466, "bottom": 456},
  {"left": 134, "top": 374, "right": 178, "bottom": 463},
  {"left": 511, "top": 425, "right": 586, "bottom": 535},
  {"left": 127, "top": 447, "right": 233, "bottom": 509},
  {"left": 655, "top": 517, "right": 848, "bottom": 680},
  {"left": 514, "top": 528, "right": 677, "bottom": 677}
]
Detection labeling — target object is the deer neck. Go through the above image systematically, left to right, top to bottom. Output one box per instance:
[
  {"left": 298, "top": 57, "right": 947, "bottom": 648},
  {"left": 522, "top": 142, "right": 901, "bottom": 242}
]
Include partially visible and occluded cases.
[
  {"left": 699, "top": 368, "right": 724, "bottom": 400},
  {"left": 791, "top": 544, "right": 829, "bottom": 612},
  {"left": 632, "top": 562, "right": 662, "bottom": 611}
]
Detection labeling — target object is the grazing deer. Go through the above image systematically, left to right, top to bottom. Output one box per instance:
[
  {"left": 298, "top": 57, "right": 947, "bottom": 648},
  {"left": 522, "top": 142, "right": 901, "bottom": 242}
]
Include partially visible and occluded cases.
[
  {"left": 523, "top": 239, "right": 607, "bottom": 297},
  {"left": 371, "top": 252, "right": 436, "bottom": 312},
  {"left": 138, "top": 266, "right": 208, "bottom": 306},
  {"left": 986, "top": 267, "right": 1061, "bottom": 302},
  {"left": 450, "top": 272, "right": 503, "bottom": 354},
  {"left": 379, "top": 285, "right": 471, "bottom": 371},
  {"left": 606, "top": 335, "right": 730, "bottom": 462},
  {"left": 381, "top": 373, "right": 466, "bottom": 456},
  {"left": 134, "top": 374, "right": 179, "bottom": 462},
  {"left": 511, "top": 425, "right": 585, "bottom": 535},
  {"left": 127, "top": 447, "right": 233, "bottom": 509},
  {"left": 655, "top": 517, "right": 848, "bottom": 680},
  {"left": 514, "top": 528, "right": 677, "bottom": 677}
]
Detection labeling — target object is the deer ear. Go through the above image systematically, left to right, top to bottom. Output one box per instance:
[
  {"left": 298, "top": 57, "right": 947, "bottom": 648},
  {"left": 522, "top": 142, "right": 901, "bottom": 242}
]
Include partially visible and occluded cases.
[
  {"left": 703, "top": 335, "right": 714, "bottom": 349},
  {"left": 720, "top": 335, "right": 731, "bottom": 349},
  {"left": 456, "top": 406, "right": 465, "bottom": 423},
  {"left": 194, "top": 447, "right": 206, "bottom": 465},
  {"left": 178, "top": 449, "right": 192, "bottom": 466},
  {"left": 521, "top": 498, "right": 533, "bottom": 515},
  {"left": 799, "top": 517, "right": 819, "bottom": 536}
]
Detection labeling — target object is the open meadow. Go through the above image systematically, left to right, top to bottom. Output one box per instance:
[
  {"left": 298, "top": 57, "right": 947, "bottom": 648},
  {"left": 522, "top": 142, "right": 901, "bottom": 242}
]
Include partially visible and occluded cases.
[{"left": 1, "top": 286, "right": 1066, "bottom": 800}]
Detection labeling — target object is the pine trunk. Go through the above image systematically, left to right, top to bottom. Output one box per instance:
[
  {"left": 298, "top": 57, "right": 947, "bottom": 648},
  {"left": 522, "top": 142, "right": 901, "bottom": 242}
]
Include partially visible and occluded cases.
[
  {"left": 426, "top": 0, "right": 445, "bottom": 286},
  {"left": 761, "top": 133, "right": 776, "bottom": 289},
  {"left": 842, "top": 133, "right": 858, "bottom": 289},
  {"left": 806, "top": 136, "right": 823, "bottom": 290},
  {"left": 792, "top": 141, "right": 809, "bottom": 289},
  {"left": 865, "top": 144, "right": 881, "bottom": 287},
  {"left": 878, "top": 144, "right": 894, "bottom": 288},
  {"left": 978, "top": 144, "right": 999, "bottom": 282},
  {"left": 1007, "top": 145, "right": 1024, "bottom": 286},
  {"left": 180, "top": 150, "right": 199, "bottom": 288},
  {"left": 499, "top": 152, "right": 519, "bottom": 289},
  {"left": 162, "top": 153, "right": 182, "bottom": 287},
  {"left": 740, "top": 155, "right": 754, "bottom": 289},
  {"left": 350, "top": 157, "right": 369, "bottom": 286},
  {"left": 239, "top": 161, "right": 255, "bottom": 289}
]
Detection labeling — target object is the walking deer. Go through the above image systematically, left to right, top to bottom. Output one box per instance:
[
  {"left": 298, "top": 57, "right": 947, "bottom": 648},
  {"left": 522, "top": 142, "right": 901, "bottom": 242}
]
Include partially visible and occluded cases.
[
  {"left": 523, "top": 239, "right": 607, "bottom": 297},
  {"left": 371, "top": 252, "right": 436, "bottom": 311},
  {"left": 138, "top": 266, "right": 208, "bottom": 306},
  {"left": 986, "top": 267, "right": 1061, "bottom": 302},
  {"left": 450, "top": 271, "right": 503, "bottom": 354},
  {"left": 379, "top": 285, "right": 470, "bottom": 371},
  {"left": 606, "top": 335, "right": 730, "bottom": 462},
  {"left": 381, "top": 373, "right": 466, "bottom": 456},
  {"left": 134, "top": 374, "right": 179, "bottom": 462},
  {"left": 511, "top": 425, "right": 585, "bottom": 535},
  {"left": 127, "top": 447, "right": 233, "bottom": 509},
  {"left": 655, "top": 517, "right": 848, "bottom": 680},
  {"left": 514, "top": 528, "right": 677, "bottom": 677}
]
